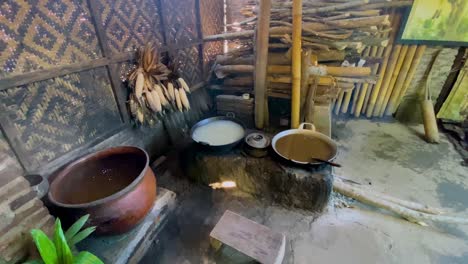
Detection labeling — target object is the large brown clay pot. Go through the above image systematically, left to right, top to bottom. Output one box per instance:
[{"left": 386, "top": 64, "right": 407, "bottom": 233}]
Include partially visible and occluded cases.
[{"left": 48, "top": 146, "right": 157, "bottom": 235}]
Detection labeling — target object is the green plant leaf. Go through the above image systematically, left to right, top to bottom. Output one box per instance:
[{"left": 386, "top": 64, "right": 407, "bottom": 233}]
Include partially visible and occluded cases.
[
  {"left": 65, "top": 214, "right": 90, "bottom": 242},
  {"left": 53, "top": 219, "right": 73, "bottom": 264},
  {"left": 68, "top": 227, "right": 96, "bottom": 246},
  {"left": 30, "top": 229, "right": 57, "bottom": 264},
  {"left": 73, "top": 251, "right": 104, "bottom": 264},
  {"left": 22, "top": 260, "right": 45, "bottom": 264}
]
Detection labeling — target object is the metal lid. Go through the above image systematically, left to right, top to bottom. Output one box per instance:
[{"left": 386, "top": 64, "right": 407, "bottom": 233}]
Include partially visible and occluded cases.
[{"left": 245, "top": 132, "right": 270, "bottom": 149}]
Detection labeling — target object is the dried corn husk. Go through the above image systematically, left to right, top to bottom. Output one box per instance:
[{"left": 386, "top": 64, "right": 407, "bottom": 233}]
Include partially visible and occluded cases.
[
  {"left": 135, "top": 71, "right": 144, "bottom": 100},
  {"left": 178, "top": 78, "right": 191, "bottom": 93},
  {"left": 167, "top": 82, "right": 175, "bottom": 101},
  {"left": 154, "top": 84, "right": 168, "bottom": 106},
  {"left": 179, "top": 87, "right": 191, "bottom": 110},
  {"left": 175, "top": 88, "right": 183, "bottom": 111},
  {"left": 149, "top": 90, "right": 162, "bottom": 112},
  {"left": 144, "top": 91, "right": 158, "bottom": 112},
  {"left": 129, "top": 94, "right": 139, "bottom": 117},
  {"left": 137, "top": 108, "right": 144, "bottom": 123}
]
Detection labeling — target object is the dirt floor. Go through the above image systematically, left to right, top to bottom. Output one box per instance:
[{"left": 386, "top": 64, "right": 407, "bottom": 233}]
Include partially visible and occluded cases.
[{"left": 140, "top": 120, "right": 468, "bottom": 264}]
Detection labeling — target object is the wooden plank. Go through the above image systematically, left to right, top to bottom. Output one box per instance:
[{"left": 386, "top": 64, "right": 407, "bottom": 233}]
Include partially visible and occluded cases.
[{"left": 210, "top": 210, "right": 286, "bottom": 264}]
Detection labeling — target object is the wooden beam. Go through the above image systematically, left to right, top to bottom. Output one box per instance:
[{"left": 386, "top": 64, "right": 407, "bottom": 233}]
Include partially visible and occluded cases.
[
  {"left": 254, "top": 0, "right": 272, "bottom": 129},
  {"left": 0, "top": 53, "right": 133, "bottom": 91}
]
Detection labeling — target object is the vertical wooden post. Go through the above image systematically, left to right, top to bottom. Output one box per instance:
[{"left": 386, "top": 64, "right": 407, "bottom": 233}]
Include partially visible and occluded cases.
[
  {"left": 254, "top": 0, "right": 272, "bottom": 129},
  {"left": 291, "top": 0, "right": 302, "bottom": 128}
]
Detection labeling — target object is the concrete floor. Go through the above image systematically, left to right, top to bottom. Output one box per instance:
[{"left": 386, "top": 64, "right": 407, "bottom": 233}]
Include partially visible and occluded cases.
[{"left": 141, "top": 120, "right": 468, "bottom": 264}]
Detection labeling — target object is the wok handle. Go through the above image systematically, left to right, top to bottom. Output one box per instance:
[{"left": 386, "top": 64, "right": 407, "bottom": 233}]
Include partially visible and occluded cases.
[
  {"left": 226, "top": 112, "right": 236, "bottom": 118},
  {"left": 298, "top": 122, "right": 316, "bottom": 131}
]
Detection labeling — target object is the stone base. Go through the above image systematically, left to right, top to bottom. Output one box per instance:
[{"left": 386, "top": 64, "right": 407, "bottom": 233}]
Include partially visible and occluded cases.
[
  {"left": 182, "top": 146, "right": 333, "bottom": 212},
  {"left": 78, "top": 188, "right": 176, "bottom": 264}
]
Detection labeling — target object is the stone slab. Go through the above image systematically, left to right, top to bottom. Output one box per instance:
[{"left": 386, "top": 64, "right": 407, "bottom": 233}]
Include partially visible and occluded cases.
[{"left": 78, "top": 188, "right": 176, "bottom": 264}]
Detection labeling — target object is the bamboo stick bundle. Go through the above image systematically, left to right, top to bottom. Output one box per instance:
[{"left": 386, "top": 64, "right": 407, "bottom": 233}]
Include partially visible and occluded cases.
[
  {"left": 365, "top": 44, "right": 393, "bottom": 117},
  {"left": 372, "top": 44, "right": 402, "bottom": 116},
  {"left": 355, "top": 45, "right": 378, "bottom": 116},
  {"left": 377, "top": 45, "right": 409, "bottom": 117},
  {"left": 384, "top": 45, "right": 417, "bottom": 116},
  {"left": 393, "top": 45, "right": 427, "bottom": 112},
  {"left": 351, "top": 47, "right": 371, "bottom": 115},
  {"left": 334, "top": 90, "right": 346, "bottom": 114},
  {"left": 341, "top": 90, "right": 353, "bottom": 114}
]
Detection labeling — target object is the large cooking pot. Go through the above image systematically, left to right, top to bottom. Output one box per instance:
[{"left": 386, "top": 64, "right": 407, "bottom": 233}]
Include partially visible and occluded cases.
[
  {"left": 190, "top": 115, "right": 246, "bottom": 152},
  {"left": 272, "top": 123, "right": 338, "bottom": 166},
  {"left": 48, "top": 146, "right": 156, "bottom": 235}
]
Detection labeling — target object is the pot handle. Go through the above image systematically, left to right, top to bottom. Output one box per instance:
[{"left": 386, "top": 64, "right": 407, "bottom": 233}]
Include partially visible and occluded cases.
[{"left": 298, "top": 122, "right": 316, "bottom": 131}]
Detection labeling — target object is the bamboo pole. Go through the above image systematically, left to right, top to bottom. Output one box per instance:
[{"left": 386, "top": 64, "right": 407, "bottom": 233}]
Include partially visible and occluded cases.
[
  {"left": 254, "top": 0, "right": 272, "bottom": 129},
  {"left": 291, "top": 0, "right": 302, "bottom": 128},
  {"left": 366, "top": 11, "right": 400, "bottom": 117},
  {"left": 365, "top": 44, "right": 392, "bottom": 117},
  {"left": 371, "top": 44, "right": 402, "bottom": 116},
  {"left": 377, "top": 45, "right": 409, "bottom": 117},
  {"left": 384, "top": 45, "right": 417, "bottom": 116},
  {"left": 394, "top": 45, "right": 427, "bottom": 111},
  {"left": 355, "top": 46, "right": 378, "bottom": 117},
  {"left": 351, "top": 47, "right": 371, "bottom": 115},
  {"left": 300, "top": 49, "right": 312, "bottom": 121},
  {"left": 341, "top": 90, "right": 353, "bottom": 114},
  {"left": 334, "top": 91, "right": 345, "bottom": 115},
  {"left": 333, "top": 179, "right": 468, "bottom": 225}
]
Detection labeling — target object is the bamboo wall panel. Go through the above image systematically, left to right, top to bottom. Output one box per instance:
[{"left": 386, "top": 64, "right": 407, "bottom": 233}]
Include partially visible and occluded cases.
[
  {"left": 0, "top": 0, "right": 102, "bottom": 78},
  {"left": 95, "top": 0, "right": 165, "bottom": 53},
  {"left": 161, "top": 0, "right": 199, "bottom": 45},
  {"left": 200, "top": 0, "right": 224, "bottom": 77},
  {"left": 171, "top": 46, "right": 204, "bottom": 86},
  {"left": 0, "top": 67, "right": 121, "bottom": 169}
]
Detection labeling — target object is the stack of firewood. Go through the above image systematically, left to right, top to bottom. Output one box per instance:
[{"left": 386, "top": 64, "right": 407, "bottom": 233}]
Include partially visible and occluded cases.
[{"left": 205, "top": 0, "right": 413, "bottom": 118}]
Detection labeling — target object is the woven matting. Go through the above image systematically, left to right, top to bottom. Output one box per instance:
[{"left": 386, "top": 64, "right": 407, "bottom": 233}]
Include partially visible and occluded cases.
[
  {"left": 0, "top": 0, "right": 101, "bottom": 77},
  {"left": 96, "top": 0, "right": 165, "bottom": 53},
  {"left": 0, "top": 67, "right": 121, "bottom": 169}
]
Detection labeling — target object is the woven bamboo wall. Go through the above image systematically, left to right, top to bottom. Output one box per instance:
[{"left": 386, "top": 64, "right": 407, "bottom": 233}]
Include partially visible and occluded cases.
[{"left": 0, "top": 0, "right": 221, "bottom": 262}]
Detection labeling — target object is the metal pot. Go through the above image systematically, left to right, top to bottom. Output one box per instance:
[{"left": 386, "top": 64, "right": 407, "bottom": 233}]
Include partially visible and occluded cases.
[
  {"left": 190, "top": 115, "right": 246, "bottom": 152},
  {"left": 271, "top": 123, "right": 338, "bottom": 166},
  {"left": 244, "top": 132, "right": 270, "bottom": 158},
  {"left": 48, "top": 146, "right": 156, "bottom": 235}
]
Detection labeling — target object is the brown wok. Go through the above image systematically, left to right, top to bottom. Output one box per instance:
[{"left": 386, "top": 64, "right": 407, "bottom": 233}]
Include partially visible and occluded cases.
[{"left": 272, "top": 123, "right": 338, "bottom": 167}]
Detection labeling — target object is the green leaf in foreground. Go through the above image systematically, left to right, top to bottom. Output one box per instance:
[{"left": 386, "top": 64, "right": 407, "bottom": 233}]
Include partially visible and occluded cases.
[
  {"left": 65, "top": 214, "right": 90, "bottom": 242},
  {"left": 53, "top": 219, "right": 73, "bottom": 264},
  {"left": 68, "top": 226, "right": 96, "bottom": 246},
  {"left": 30, "top": 229, "right": 57, "bottom": 264},
  {"left": 74, "top": 251, "right": 104, "bottom": 264}
]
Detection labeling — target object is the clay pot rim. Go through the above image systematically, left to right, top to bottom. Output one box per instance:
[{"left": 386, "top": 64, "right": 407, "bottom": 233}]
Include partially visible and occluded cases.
[{"left": 48, "top": 146, "right": 149, "bottom": 209}]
